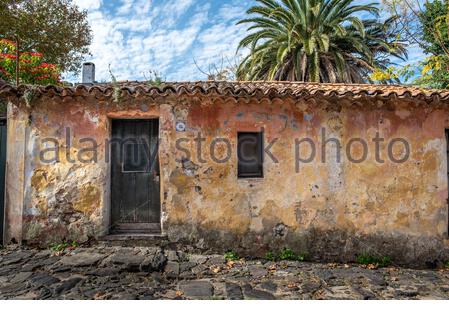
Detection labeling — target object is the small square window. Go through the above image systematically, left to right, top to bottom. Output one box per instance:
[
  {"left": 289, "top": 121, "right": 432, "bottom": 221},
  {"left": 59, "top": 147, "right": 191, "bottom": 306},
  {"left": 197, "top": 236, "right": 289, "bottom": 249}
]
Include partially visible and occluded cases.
[
  {"left": 238, "top": 132, "right": 263, "bottom": 178},
  {"left": 123, "top": 143, "right": 149, "bottom": 172}
]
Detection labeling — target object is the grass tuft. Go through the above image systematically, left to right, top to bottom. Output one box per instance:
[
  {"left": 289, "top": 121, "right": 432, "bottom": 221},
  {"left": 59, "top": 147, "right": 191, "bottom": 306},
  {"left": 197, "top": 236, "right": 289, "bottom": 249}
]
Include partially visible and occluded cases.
[
  {"left": 266, "top": 248, "right": 309, "bottom": 262},
  {"left": 224, "top": 250, "right": 239, "bottom": 262},
  {"left": 356, "top": 253, "right": 391, "bottom": 268}
]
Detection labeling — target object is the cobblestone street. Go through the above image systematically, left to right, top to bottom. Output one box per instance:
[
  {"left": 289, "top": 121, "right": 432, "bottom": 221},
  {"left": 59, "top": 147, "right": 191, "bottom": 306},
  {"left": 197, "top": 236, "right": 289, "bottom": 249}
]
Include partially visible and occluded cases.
[{"left": 0, "top": 246, "right": 448, "bottom": 300}]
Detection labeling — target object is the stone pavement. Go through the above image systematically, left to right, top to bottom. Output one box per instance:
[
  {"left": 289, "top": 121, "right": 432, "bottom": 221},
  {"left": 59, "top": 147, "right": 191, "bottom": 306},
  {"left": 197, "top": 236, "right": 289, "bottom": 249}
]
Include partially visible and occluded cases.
[{"left": 0, "top": 245, "right": 448, "bottom": 300}]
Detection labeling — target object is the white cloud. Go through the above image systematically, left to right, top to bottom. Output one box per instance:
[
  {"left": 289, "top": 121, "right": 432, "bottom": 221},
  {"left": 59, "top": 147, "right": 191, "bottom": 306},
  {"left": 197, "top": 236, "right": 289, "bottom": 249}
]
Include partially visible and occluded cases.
[
  {"left": 65, "top": 0, "right": 252, "bottom": 82},
  {"left": 73, "top": 0, "right": 102, "bottom": 11},
  {"left": 117, "top": 0, "right": 152, "bottom": 16},
  {"left": 117, "top": 0, "right": 134, "bottom": 15},
  {"left": 149, "top": 0, "right": 195, "bottom": 28},
  {"left": 218, "top": 3, "right": 247, "bottom": 22},
  {"left": 406, "top": 44, "right": 427, "bottom": 65}
]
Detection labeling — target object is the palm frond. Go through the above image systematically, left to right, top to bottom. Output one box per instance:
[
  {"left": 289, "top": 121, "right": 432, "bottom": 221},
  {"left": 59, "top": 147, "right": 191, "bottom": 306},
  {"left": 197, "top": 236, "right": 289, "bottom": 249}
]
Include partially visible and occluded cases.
[{"left": 236, "top": 0, "right": 407, "bottom": 83}]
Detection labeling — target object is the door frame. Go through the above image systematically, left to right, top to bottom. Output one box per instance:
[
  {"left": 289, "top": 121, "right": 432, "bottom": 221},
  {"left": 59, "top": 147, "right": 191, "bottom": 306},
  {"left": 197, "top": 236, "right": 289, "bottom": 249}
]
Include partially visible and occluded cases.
[
  {"left": 106, "top": 116, "right": 162, "bottom": 235},
  {"left": 0, "top": 118, "right": 6, "bottom": 245},
  {"left": 446, "top": 128, "right": 449, "bottom": 237}
]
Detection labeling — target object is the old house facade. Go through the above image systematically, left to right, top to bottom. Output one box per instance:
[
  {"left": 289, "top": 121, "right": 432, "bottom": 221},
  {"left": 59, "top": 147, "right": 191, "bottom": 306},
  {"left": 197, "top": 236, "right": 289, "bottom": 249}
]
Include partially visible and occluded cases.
[{"left": 0, "top": 80, "right": 449, "bottom": 265}]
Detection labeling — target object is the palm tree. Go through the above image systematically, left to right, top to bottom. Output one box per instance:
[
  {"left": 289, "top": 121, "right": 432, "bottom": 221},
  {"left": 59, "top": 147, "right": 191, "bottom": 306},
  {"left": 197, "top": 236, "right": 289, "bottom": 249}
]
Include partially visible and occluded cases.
[{"left": 236, "top": 0, "right": 407, "bottom": 83}]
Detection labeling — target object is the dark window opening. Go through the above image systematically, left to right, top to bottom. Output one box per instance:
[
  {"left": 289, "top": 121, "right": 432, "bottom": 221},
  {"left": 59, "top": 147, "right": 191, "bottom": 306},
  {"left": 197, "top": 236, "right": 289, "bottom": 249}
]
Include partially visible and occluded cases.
[
  {"left": 238, "top": 132, "right": 263, "bottom": 178},
  {"left": 123, "top": 143, "right": 149, "bottom": 172}
]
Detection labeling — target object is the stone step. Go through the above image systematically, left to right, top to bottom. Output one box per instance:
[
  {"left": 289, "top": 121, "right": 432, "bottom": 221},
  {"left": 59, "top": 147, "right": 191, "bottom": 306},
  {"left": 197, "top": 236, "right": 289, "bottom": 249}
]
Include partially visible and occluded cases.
[{"left": 98, "top": 233, "right": 169, "bottom": 247}]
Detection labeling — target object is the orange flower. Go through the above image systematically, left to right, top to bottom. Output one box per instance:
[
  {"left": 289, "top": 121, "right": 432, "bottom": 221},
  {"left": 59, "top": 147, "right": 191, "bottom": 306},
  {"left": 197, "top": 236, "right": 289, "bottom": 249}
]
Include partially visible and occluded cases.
[{"left": 0, "top": 39, "right": 16, "bottom": 46}]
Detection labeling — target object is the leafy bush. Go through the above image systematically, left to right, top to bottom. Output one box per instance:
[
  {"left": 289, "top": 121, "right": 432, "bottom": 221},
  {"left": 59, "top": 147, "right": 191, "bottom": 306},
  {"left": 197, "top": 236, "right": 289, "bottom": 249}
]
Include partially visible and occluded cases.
[
  {"left": 224, "top": 250, "right": 239, "bottom": 261},
  {"left": 265, "top": 251, "right": 275, "bottom": 261},
  {"left": 356, "top": 253, "right": 391, "bottom": 268}
]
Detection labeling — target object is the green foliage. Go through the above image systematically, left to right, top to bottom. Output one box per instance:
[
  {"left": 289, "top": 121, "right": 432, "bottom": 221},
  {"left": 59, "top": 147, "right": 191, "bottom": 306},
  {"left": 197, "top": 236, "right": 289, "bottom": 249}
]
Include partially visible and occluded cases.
[
  {"left": 0, "top": 0, "right": 92, "bottom": 74},
  {"left": 236, "top": 0, "right": 406, "bottom": 82},
  {"left": 412, "top": 0, "right": 449, "bottom": 88},
  {"left": 419, "top": 0, "right": 449, "bottom": 56},
  {"left": 0, "top": 39, "right": 60, "bottom": 85},
  {"left": 415, "top": 55, "right": 449, "bottom": 89},
  {"left": 371, "top": 56, "right": 449, "bottom": 89},
  {"left": 108, "top": 64, "right": 121, "bottom": 104},
  {"left": 369, "top": 65, "right": 413, "bottom": 83},
  {"left": 145, "top": 70, "right": 165, "bottom": 87},
  {"left": 49, "top": 240, "right": 78, "bottom": 253},
  {"left": 266, "top": 248, "right": 309, "bottom": 262},
  {"left": 278, "top": 248, "right": 297, "bottom": 261},
  {"left": 224, "top": 250, "right": 239, "bottom": 261},
  {"left": 265, "top": 251, "right": 275, "bottom": 261},
  {"left": 296, "top": 252, "right": 309, "bottom": 262},
  {"left": 356, "top": 253, "right": 391, "bottom": 268},
  {"left": 444, "top": 261, "right": 449, "bottom": 268}
]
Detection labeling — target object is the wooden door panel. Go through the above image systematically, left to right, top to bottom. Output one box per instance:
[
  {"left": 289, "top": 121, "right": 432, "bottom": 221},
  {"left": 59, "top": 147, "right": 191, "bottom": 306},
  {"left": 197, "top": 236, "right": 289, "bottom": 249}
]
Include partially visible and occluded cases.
[{"left": 110, "top": 119, "right": 160, "bottom": 233}]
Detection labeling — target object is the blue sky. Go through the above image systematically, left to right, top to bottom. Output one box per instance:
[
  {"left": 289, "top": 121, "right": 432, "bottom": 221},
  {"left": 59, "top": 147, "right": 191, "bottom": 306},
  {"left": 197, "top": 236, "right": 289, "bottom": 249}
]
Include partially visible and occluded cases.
[{"left": 70, "top": 0, "right": 425, "bottom": 83}]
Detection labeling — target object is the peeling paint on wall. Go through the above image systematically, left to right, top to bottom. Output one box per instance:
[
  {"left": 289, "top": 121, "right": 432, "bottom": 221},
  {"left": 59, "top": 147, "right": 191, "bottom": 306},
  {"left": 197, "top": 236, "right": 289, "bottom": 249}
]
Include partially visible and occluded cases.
[{"left": 3, "top": 94, "right": 449, "bottom": 265}]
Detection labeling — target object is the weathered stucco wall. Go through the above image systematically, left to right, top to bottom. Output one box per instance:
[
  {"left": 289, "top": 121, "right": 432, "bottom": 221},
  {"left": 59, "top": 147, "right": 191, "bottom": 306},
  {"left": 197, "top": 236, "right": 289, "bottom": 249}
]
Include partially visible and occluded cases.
[{"left": 4, "top": 92, "right": 449, "bottom": 265}]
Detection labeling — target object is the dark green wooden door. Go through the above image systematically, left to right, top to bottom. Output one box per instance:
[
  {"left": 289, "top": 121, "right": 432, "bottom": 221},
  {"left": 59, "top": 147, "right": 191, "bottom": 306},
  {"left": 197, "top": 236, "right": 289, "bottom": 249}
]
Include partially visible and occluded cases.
[
  {"left": 0, "top": 119, "right": 6, "bottom": 244},
  {"left": 110, "top": 119, "right": 160, "bottom": 234}
]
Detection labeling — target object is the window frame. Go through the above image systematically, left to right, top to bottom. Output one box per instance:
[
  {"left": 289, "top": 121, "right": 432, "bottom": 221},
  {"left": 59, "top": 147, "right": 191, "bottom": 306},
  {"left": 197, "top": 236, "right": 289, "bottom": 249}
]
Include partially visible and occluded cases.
[
  {"left": 237, "top": 131, "right": 264, "bottom": 179},
  {"left": 122, "top": 142, "right": 150, "bottom": 173}
]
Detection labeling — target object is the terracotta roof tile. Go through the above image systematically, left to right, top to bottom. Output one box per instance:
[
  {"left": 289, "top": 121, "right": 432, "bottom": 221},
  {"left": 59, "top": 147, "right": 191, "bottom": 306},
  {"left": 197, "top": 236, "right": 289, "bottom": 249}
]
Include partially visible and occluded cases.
[{"left": 1, "top": 80, "right": 449, "bottom": 101}]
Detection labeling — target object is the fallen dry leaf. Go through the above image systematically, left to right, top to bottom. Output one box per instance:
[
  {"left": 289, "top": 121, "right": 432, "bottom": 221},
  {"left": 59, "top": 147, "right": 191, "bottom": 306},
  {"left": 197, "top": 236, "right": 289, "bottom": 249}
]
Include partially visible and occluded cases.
[
  {"left": 52, "top": 251, "right": 63, "bottom": 257},
  {"left": 211, "top": 266, "right": 221, "bottom": 274},
  {"left": 287, "top": 282, "right": 297, "bottom": 289},
  {"left": 313, "top": 289, "right": 325, "bottom": 300},
  {"left": 176, "top": 290, "right": 184, "bottom": 297},
  {"left": 94, "top": 292, "right": 107, "bottom": 300}
]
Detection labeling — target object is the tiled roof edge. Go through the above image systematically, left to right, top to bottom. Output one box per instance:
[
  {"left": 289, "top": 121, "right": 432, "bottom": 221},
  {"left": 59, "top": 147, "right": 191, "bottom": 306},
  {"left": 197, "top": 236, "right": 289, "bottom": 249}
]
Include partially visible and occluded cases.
[{"left": 1, "top": 81, "right": 448, "bottom": 101}]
